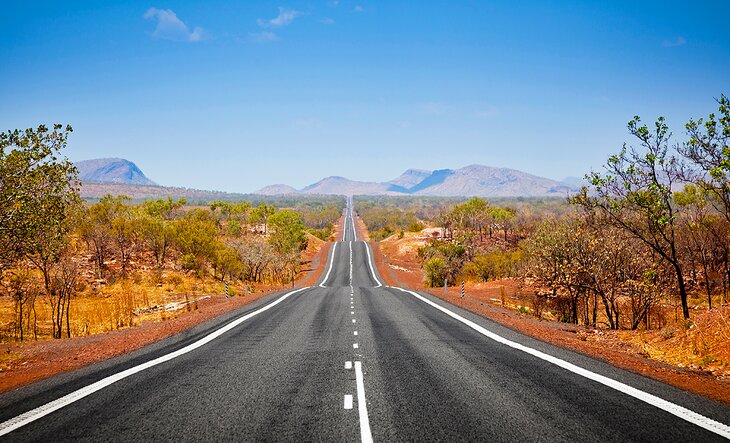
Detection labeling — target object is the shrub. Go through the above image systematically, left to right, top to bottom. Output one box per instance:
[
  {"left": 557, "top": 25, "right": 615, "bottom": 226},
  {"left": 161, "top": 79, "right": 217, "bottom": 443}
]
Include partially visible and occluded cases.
[{"left": 424, "top": 257, "right": 448, "bottom": 287}]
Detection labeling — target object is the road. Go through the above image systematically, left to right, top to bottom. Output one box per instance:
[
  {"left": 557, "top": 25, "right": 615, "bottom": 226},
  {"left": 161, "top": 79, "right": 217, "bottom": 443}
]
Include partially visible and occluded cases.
[{"left": 1, "top": 198, "right": 729, "bottom": 441}]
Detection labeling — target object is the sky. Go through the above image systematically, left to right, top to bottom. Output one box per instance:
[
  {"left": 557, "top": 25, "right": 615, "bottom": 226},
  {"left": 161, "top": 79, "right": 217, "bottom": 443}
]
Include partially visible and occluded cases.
[{"left": 1, "top": 1, "right": 729, "bottom": 193}]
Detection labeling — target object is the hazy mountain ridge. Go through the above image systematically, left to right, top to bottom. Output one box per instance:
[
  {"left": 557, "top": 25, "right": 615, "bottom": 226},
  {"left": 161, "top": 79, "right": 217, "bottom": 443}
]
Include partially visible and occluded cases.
[
  {"left": 76, "top": 158, "right": 577, "bottom": 198},
  {"left": 257, "top": 165, "right": 578, "bottom": 197}
]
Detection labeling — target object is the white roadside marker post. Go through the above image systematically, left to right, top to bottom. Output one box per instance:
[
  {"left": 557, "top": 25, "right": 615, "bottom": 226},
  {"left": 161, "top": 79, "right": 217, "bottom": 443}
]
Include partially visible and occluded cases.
[{"left": 461, "top": 280, "right": 465, "bottom": 298}]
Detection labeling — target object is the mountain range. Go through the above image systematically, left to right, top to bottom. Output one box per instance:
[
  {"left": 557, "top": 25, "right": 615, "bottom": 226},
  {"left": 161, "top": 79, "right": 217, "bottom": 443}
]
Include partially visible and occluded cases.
[
  {"left": 74, "top": 158, "right": 579, "bottom": 198},
  {"left": 257, "top": 165, "right": 579, "bottom": 197}
]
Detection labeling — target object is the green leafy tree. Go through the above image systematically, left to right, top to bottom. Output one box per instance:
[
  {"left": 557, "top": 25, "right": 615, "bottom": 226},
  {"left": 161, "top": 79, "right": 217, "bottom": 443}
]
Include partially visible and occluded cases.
[
  {"left": 572, "top": 116, "right": 691, "bottom": 319},
  {"left": 0, "top": 124, "right": 79, "bottom": 272},
  {"left": 0, "top": 124, "right": 81, "bottom": 338},
  {"left": 139, "top": 197, "right": 186, "bottom": 269},
  {"left": 250, "top": 204, "right": 275, "bottom": 234},
  {"left": 173, "top": 209, "right": 218, "bottom": 273},
  {"left": 268, "top": 210, "right": 308, "bottom": 254}
]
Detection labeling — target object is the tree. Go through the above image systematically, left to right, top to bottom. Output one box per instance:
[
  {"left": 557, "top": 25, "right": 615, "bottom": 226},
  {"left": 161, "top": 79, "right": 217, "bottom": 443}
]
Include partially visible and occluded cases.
[
  {"left": 679, "top": 94, "right": 730, "bottom": 223},
  {"left": 571, "top": 116, "right": 692, "bottom": 319},
  {"left": 0, "top": 124, "right": 79, "bottom": 273},
  {"left": 0, "top": 124, "right": 82, "bottom": 338},
  {"left": 675, "top": 185, "right": 727, "bottom": 309},
  {"left": 80, "top": 195, "right": 131, "bottom": 278},
  {"left": 139, "top": 197, "right": 185, "bottom": 269},
  {"left": 250, "top": 204, "right": 275, "bottom": 234},
  {"left": 173, "top": 209, "right": 218, "bottom": 273},
  {"left": 267, "top": 210, "right": 308, "bottom": 255},
  {"left": 231, "top": 236, "right": 275, "bottom": 283},
  {"left": 418, "top": 239, "right": 466, "bottom": 287},
  {"left": 8, "top": 269, "right": 40, "bottom": 341}
]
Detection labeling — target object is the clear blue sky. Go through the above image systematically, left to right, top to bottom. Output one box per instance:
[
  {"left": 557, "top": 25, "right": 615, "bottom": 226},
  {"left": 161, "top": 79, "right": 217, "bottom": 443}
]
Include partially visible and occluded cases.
[{"left": 2, "top": 1, "right": 728, "bottom": 192}]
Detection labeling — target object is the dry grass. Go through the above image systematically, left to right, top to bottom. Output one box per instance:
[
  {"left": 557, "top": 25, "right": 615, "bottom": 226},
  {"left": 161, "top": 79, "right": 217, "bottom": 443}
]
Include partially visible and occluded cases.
[
  {"left": 0, "top": 270, "right": 238, "bottom": 342},
  {"left": 628, "top": 307, "right": 730, "bottom": 376}
]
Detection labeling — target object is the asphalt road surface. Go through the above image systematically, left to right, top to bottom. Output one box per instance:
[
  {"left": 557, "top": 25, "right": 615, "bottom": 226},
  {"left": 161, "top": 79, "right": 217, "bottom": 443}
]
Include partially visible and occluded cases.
[{"left": 1, "top": 198, "right": 729, "bottom": 442}]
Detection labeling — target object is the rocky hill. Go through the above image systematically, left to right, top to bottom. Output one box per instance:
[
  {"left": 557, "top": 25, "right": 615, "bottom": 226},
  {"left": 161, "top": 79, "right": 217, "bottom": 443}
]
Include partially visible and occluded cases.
[{"left": 75, "top": 158, "right": 156, "bottom": 186}]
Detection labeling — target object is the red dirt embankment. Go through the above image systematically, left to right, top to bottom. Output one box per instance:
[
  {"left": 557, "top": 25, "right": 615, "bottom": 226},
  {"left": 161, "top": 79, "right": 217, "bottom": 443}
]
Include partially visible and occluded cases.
[
  {"left": 0, "top": 228, "right": 334, "bottom": 393},
  {"left": 371, "top": 228, "right": 730, "bottom": 405}
]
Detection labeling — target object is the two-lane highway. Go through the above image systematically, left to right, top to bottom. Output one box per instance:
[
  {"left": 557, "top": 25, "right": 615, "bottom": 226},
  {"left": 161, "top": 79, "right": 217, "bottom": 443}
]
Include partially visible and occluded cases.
[{"left": 1, "top": 197, "right": 729, "bottom": 441}]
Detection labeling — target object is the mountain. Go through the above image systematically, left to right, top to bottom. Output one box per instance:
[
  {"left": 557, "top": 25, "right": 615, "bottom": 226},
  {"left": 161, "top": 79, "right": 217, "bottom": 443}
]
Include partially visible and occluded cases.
[
  {"left": 76, "top": 158, "right": 156, "bottom": 186},
  {"left": 259, "top": 164, "right": 578, "bottom": 197},
  {"left": 409, "top": 165, "right": 574, "bottom": 197},
  {"left": 387, "top": 169, "right": 432, "bottom": 190},
  {"left": 299, "top": 176, "right": 394, "bottom": 195},
  {"left": 255, "top": 184, "right": 300, "bottom": 195}
]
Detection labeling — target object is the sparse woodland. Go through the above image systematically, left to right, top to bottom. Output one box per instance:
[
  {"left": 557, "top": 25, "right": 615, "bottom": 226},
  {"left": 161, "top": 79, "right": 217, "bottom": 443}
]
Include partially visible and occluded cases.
[
  {"left": 2, "top": 95, "right": 728, "bottom": 354},
  {"left": 361, "top": 95, "right": 730, "bottom": 333},
  {"left": 0, "top": 128, "right": 344, "bottom": 342}
]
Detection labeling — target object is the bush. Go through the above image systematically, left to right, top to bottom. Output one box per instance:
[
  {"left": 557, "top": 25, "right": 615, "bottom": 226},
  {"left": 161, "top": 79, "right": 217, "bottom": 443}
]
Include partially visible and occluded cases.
[
  {"left": 309, "top": 227, "right": 331, "bottom": 241},
  {"left": 463, "top": 250, "right": 523, "bottom": 282},
  {"left": 424, "top": 257, "right": 448, "bottom": 287}
]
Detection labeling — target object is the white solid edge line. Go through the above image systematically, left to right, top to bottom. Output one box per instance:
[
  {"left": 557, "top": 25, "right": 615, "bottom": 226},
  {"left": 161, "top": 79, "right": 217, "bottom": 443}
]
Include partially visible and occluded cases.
[
  {"left": 352, "top": 209, "right": 358, "bottom": 242},
  {"left": 319, "top": 241, "right": 338, "bottom": 288},
  {"left": 363, "top": 242, "right": 382, "bottom": 288},
  {"left": 389, "top": 286, "right": 730, "bottom": 439},
  {"left": 0, "top": 287, "right": 311, "bottom": 437},
  {"left": 355, "top": 361, "right": 373, "bottom": 443},
  {"left": 344, "top": 394, "right": 353, "bottom": 410}
]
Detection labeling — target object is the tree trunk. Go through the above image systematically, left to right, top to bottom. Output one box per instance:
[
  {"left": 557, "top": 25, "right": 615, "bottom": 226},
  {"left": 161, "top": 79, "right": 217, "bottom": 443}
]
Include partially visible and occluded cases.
[{"left": 674, "top": 262, "right": 690, "bottom": 320}]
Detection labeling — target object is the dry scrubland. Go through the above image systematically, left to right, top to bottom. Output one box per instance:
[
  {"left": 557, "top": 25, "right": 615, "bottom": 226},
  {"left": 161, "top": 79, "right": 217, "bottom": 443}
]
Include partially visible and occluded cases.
[
  {"left": 354, "top": 96, "right": 730, "bottom": 386},
  {"left": 1, "top": 197, "right": 341, "bottom": 344}
]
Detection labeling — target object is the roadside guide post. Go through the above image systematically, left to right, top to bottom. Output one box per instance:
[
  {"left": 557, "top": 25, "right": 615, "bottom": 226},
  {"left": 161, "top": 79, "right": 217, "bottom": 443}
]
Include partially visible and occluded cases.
[
  {"left": 225, "top": 280, "right": 229, "bottom": 298},
  {"left": 461, "top": 280, "right": 465, "bottom": 298}
]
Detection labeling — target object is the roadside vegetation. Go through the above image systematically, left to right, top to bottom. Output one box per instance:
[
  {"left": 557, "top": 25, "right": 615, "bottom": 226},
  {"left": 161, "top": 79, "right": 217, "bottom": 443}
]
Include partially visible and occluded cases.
[
  {"left": 368, "top": 95, "right": 730, "bottom": 335},
  {"left": 0, "top": 128, "right": 344, "bottom": 342}
]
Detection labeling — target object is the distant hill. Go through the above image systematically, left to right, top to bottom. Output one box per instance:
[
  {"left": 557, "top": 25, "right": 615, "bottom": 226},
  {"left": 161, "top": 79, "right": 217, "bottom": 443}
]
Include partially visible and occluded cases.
[
  {"left": 75, "top": 158, "right": 156, "bottom": 186},
  {"left": 258, "top": 164, "right": 578, "bottom": 197},
  {"left": 409, "top": 165, "right": 573, "bottom": 197},
  {"left": 387, "top": 169, "right": 432, "bottom": 190},
  {"left": 299, "top": 176, "right": 394, "bottom": 196},
  {"left": 256, "top": 184, "right": 300, "bottom": 195}
]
